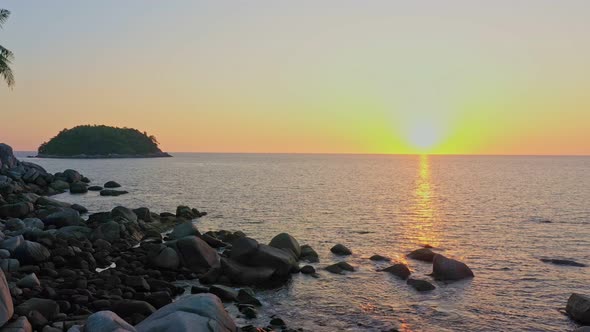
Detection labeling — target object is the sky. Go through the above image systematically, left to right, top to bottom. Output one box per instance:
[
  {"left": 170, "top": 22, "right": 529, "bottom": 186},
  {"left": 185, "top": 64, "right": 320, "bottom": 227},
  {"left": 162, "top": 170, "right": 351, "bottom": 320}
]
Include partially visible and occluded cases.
[{"left": 0, "top": 0, "right": 589, "bottom": 155}]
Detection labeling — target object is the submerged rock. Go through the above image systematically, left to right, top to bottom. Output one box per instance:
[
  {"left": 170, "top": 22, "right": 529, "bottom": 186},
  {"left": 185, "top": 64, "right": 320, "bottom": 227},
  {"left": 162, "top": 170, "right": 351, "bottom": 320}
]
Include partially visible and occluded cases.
[
  {"left": 104, "top": 181, "right": 121, "bottom": 188},
  {"left": 100, "top": 189, "right": 128, "bottom": 196},
  {"left": 330, "top": 244, "right": 352, "bottom": 256},
  {"left": 407, "top": 248, "right": 436, "bottom": 262},
  {"left": 370, "top": 254, "right": 390, "bottom": 261},
  {"left": 431, "top": 254, "right": 474, "bottom": 281},
  {"left": 540, "top": 258, "right": 586, "bottom": 267},
  {"left": 325, "top": 261, "right": 355, "bottom": 274},
  {"left": 380, "top": 263, "right": 411, "bottom": 280},
  {"left": 407, "top": 278, "right": 436, "bottom": 291},
  {"left": 567, "top": 293, "right": 590, "bottom": 324},
  {"left": 134, "top": 294, "right": 236, "bottom": 332}
]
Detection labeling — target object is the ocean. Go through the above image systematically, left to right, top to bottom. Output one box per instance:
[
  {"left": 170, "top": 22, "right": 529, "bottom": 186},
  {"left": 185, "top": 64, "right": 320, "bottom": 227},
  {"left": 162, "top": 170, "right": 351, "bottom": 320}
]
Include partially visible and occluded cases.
[{"left": 16, "top": 152, "right": 590, "bottom": 331}]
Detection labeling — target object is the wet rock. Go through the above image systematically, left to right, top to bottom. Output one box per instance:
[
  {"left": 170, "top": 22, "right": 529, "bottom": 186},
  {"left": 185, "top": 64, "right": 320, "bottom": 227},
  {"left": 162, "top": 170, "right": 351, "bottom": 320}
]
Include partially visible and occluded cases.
[
  {"left": 103, "top": 181, "right": 121, "bottom": 188},
  {"left": 69, "top": 182, "right": 88, "bottom": 194},
  {"left": 87, "top": 186, "right": 103, "bottom": 191},
  {"left": 99, "top": 189, "right": 128, "bottom": 196},
  {"left": 168, "top": 221, "right": 201, "bottom": 240},
  {"left": 269, "top": 233, "right": 301, "bottom": 259},
  {"left": 175, "top": 236, "right": 220, "bottom": 273},
  {"left": 13, "top": 241, "right": 51, "bottom": 264},
  {"left": 246, "top": 244, "right": 297, "bottom": 277},
  {"left": 300, "top": 244, "right": 319, "bottom": 263},
  {"left": 330, "top": 244, "right": 352, "bottom": 256},
  {"left": 151, "top": 247, "right": 180, "bottom": 270},
  {"left": 407, "top": 248, "right": 436, "bottom": 262},
  {"left": 0, "top": 250, "right": 9, "bottom": 259},
  {"left": 370, "top": 254, "right": 390, "bottom": 261},
  {"left": 431, "top": 254, "right": 474, "bottom": 281},
  {"left": 540, "top": 258, "right": 586, "bottom": 267},
  {"left": 325, "top": 261, "right": 355, "bottom": 274},
  {"left": 380, "top": 264, "right": 411, "bottom": 280},
  {"left": 300, "top": 265, "right": 316, "bottom": 274},
  {"left": 0, "top": 269, "right": 14, "bottom": 327},
  {"left": 17, "top": 273, "right": 40, "bottom": 289},
  {"left": 407, "top": 278, "right": 436, "bottom": 291},
  {"left": 209, "top": 285, "right": 238, "bottom": 302},
  {"left": 236, "top": 288, "right": 261, "bottom": 306},
  {"left": 567, "top": 293, "right": 590, "bottom": 324},
  {"left": 134, "top": 294, "right": 236, "bottom": 332},
  {"left": 15, "top": 298, "right": 60, "bottom": 320},
  {"left": 78, "top": 310, "right": 136, "bottom": 332},
  {"left": 0, "top": 316, "right": 32, "bottom": 332},
  {"left": 270, "top": 317, "right": 286, "bottom": 326}
]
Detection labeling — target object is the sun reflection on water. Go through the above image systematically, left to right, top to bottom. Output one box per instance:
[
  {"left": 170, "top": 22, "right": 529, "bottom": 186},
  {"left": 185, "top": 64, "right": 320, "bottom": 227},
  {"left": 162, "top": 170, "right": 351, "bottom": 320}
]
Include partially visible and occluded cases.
[{"left": 408, "top": 154, "right": 440, "bottom": 248}]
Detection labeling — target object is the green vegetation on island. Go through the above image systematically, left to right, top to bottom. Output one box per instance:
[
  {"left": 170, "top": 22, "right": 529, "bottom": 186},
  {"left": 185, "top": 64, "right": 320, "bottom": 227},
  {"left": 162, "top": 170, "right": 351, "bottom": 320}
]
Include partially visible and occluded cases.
[{"left": 37, "top": 125, "right": 171, "bottom": 158}]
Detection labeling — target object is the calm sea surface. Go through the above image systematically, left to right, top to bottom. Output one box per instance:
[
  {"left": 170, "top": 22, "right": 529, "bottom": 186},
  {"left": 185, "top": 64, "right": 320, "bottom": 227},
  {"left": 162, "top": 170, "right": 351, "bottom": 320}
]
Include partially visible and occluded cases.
[{"left": 16, "top": 153, "right": 590, "bottom": 331}]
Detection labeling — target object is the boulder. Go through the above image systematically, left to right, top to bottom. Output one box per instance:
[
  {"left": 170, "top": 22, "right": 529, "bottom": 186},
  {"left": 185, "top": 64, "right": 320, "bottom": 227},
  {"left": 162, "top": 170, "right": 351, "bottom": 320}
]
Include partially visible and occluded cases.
[
  {"left": 0, "top": 144, "right": 18, "bottom": 169},
  {"left": 62, "top": 169, "right": 82, "bottom": 183},
  {"left": 49, "top": 180, "right": 70, "bottom": 191},
  {"left": 103, "top": 181, "right": 121, "bottom": 188},
  {"left": 69, "top": 182, "right": 88, "bottom": 194},
  {"left": 100, "top": 189, "right": 128, "bottom": 196},
  {"left": 35, "top": 197, "right": 70, "bottom": 208},
  {"left": 0, "top": 202, "right": 33, "bottom": 219},
  {"left": 111, "top": 206, "right": 137, "bottom": 223},
  {"left": 176, "top": 206, "right": 196, "bottom": 219},
  {"left": 42, "top": 208, "right": 81, "bottom": 228},
  {"left": 133, "top": 208, "right": 152, "bottom": 222},
  {"left": 5, "top": 218, "right": 25, "bottom": 231},
  {"left": 22, "top": 218, "right": 44, "bottom": 230},
  {"left": 91, "top": 221, "right": 122, "bottom": 242},
  {"left": 168, "top": 221, "right": 200, "bottom": 240},
  {"left": 269, "top": 233, "right": 301, "bottom": 259},
  {"left": 0, "top": 236, "right": 24, "bottom": 252},
  {"left": 175, "top": 236, "right": 220, "bottom": 273},
  {"left": 230, "top": 237, "right": 259, "bottom": 262},
  {"left": 12, "top": 241, "right": 51, "bottom": 264},
  {"left": 246, "top": 244, "right": 297, "bottom": 277},
  {"left": 330, "top": 244, "right": 352, "bottom": 256},
  {"left": 300, "top": 245, "right": 319, "bottom": 263},
  {"left": 151, "top": 247, "right": 180, "bottom": 270},
  {"left": 407, "top": 248, "right": 436, "bottom": 262},
  {"left": 369, "top": 254, "right": 390, "bottom": 261},
  {"left": 431, "top": 254, "right": 474, "bottom": 281},
  {"left": 220, "top": 258, "right": 276, "bottom": 285},
  {"left": 0, "top": 259, "right": 20, "bottom": 272},
  {"left": 325, "top": 261, "right": 355, "bottom": 274},
  {"left": 380, "top": 263, "right": 411, "bottom": 280},
  {"left": 300, "top": 265, "right": 316, "bottom": 274},
  {"left": 0, "top": 269, "right": 14, "bottom": 327},
  {"left": 17, "top": 273, "right": 40, "bottom": 289},
  {"left": 407, "top": 278, "right": 436, "bottom": 292},
  {"left": 208, "top": 285, "right": 238, "bottom": 302},
  {"left": 237, "top": 289, "right": 261, "bottom": 306},
  {"left": 567, "top": 293, "right": 590, "bottom": 324},
  {"left": 134, "top": 294, "right": 236, "bottom": 332},
  {"left": 15, "top": 298, "right": 59, "bottom": 320},
  {"left": 111, "top": 300, "right": 156, "bottom": 318},
  {"left": 79, "top": 311, "right": 136, "bottom": 332},
  {"left": 0, "top": 316, "right": 32, "bottom": 332}
]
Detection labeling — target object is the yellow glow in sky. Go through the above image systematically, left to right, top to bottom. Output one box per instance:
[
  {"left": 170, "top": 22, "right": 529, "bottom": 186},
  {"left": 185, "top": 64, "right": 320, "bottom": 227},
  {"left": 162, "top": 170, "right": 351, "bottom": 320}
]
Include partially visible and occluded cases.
[{"left": 1, "top": 1, "right": 589, "bottom": 155}]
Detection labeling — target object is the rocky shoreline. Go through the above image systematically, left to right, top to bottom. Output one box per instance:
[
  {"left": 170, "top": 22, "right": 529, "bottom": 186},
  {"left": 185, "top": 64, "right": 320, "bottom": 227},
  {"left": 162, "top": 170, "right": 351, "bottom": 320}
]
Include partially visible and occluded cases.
[
  {"left": 1, "top": 142, "right": 589, "bottom": 331},
  {"left": 35, "top": 152, "right": 172, "bottom": 159}
]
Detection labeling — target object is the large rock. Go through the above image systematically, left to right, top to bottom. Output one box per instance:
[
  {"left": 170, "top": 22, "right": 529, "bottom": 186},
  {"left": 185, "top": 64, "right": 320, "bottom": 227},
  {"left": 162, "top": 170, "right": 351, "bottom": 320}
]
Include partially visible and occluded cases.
[
  {"left": 0, "top": 144, "right": 18, "bottom": 169},
  {"left": 62, "top": 169, "right": 82, "bottom": 183},
  {"left": 49, "top": 180, "right": 70, "bottom": 191},
  {"left": 103, "top": 181, "right": 121, "bottom": 188},
  {"left": 69, "top": 182, "right": 88, "bottom": 194},
  {"left": 100, "top": 189, "right": 128, "bottom": 196},
  {"left": 35, "top": 196, "right": 70, "bottom": 208},
  {"left": 0, "top": 202, "right": 33, "bottom": 219},
  {"left": 111, "top": 206, "right": 137, "bottom": 223},
  {"left": 42, "top": 208, "right": 82, "bottom": 228},
  {"left": 91, "top": 221, "right": 122, "bottom": 243},
  {"left": 168, "top": 221, "right": 200, "bottom": 240},
  {"left": 269, "top": 233, "right": 301, "bottom": 259},
  {"left": 175, "top": 236, "right": 220, "bottom": 273},
  {"left": 229, "top": 237, "right": 296, "bottom": 277},
  {"left": 230, "top": 237, "right": 259, "bottom": 262},
  {"left": 12, "top": 241, "right": 51, "bottom": 264},
  {"left": 300, "top": 244, "right": 319, "bottom": 263},
  {"left": 330, "top": 244, "right": 352, "bottom": 256},
  {"left": 151, "top": 247, "right": 180, "bottom": 270},
  {"left": 431, "top": 254, "right": 474, "bottom": 281},
  {"left": 220, "top": 258, "right": 276, "bottom": 285},
  {"left": 380, "top": 263, "right": 411, "bottom": 280},
  {"left": 0, "top": 269, "right": 14, "bottom": 327},
  {"left": 567, "top": 293, "right": 590, "bottom": 324},
  {"left": 135, "top": 294, "right": 236, "bottom": 332},
  {"left": 15, "top": 298, "right": 59, "bottom": 320},
  {"left": 79, "top": 311, "right": 136, "bottom": 332}
]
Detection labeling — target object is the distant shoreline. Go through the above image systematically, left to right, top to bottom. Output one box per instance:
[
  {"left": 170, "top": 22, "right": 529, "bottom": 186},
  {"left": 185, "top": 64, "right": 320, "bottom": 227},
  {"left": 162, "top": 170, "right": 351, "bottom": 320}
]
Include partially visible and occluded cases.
[{"left": 34, "top": 152, "right": 172, "bottom": 159}]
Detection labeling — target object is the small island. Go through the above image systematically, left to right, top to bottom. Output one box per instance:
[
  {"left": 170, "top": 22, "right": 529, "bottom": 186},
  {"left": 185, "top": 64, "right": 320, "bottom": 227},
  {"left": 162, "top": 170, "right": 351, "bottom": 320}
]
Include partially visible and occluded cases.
[{"left": 37, "top": 125, "right": 172, "bottom": 158}]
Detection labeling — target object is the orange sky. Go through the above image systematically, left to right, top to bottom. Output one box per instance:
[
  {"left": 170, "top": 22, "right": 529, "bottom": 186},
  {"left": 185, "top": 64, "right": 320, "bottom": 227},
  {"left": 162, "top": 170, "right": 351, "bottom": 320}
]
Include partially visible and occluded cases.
[{"left": 1, "top": 1, "right": 589, "bottom": 155}]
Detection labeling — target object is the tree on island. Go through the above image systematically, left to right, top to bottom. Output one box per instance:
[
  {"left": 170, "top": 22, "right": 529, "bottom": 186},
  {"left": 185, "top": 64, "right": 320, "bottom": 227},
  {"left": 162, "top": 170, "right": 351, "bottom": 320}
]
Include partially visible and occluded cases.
[
  {"left": 0, "top": 9, "right": 15, "bottom": 87},
  {"left": 38, "top": 125, "right": 170, "bottom": 157}
]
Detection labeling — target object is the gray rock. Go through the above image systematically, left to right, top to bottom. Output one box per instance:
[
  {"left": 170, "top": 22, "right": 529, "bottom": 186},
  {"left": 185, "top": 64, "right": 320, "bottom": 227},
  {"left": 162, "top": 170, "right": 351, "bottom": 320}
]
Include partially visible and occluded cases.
[
  {"left": 62, "top": 169, "right": 82, "bottom": 183},
  {"left": 49, "top": 180, "right": 70, "bottom": 191},
  {"left": 103, "top": 181, "right": 121, "bottom": 188},
  {"left": 69, "top": 182, "right": 88, "bottom": 194},
  {"left": 87, "top": 186, "right": 103, "bottom": 191},
  {"left": 99, "top": 189, "right": 128, "bottom": 196},
  {"left": 35, "top": 196, "right": 70, "bottom": 208},
  {"left": 0, "top": 202, "right": 33, "bottom": 219},
  {"left": 176, "top": 205, "right": 197, "bottom": 219},
  {"left": 111, "top": 206, "right": 137, "bottom": 223},
  {"left": 43, "top": 208, "right": 82, "bottom": 228},
  {"left": 22, "top": 218, "right": 44, "bottom": 230},
  {"left": 5, "top": 219, "right": 25, "bottom": 231},
  {"left": 91, "top": 221, "right": 122, "bottom": 242},
  {"left": 168, "top": 221, "right": 201, "bottom": 240},
  {"left": 269, "top": 233, "right": 301, "bottom": 259},
  {"left": 0, "top": 236, "right": 24, "bottom": 252},
  {"left": 175, "top": 236, "right": 220, "bottom": 273},
  {"left": 230, "top": 237, "right": 259, "bottom": 262},
  {"left": 13, "top": 241, "right": 51, "bottom": 264},
  {"left": 246, "top": 244, "right": 297, "bottom": 277},
  {"left": 300, "top": 244, "right": 319, "bottom": 263},
  {"left": 330, "top": 244, "right": 352, "bottom": 256},
  {"left": 152, "top": 247, "right": 179, "bottom": 270},
  {"left": 407, "top": 248, "right": 436, "bottom": 262},
  {"left": 0, "top": 250, "right": 9, "bottom": 259},
  {"left": 370, "top": 254, "right": 390, "bottom": 261},
  {"left": 431, "top": 254, "right": 474, "bottom": 281},
  {"left": 220, "top": 258, "right": 276, "bottom": 285},
  {"left": 540, "top": 258, "right": 586, "bottom": 267},
  {"left": 0, "top": 259, "right": 19, "bottom": 272},
  {"left": 325, "top": 261, "right": 355, "bottom": 274},
  {"left": 380, "top": 263, "right": 411, "bottom": 280},
  {"left": 300, "top": 265, "right": 316, "bottom": 274},
  {"left": 0, "top": 269, "right": 14, "bottom": 327},
  {"left": 17, "top": 273, "right": 40, "bottom": 289},
  {"left": 125, "top": 276, "right": 150, "bottom": 292},
  {"left": 407, "top": 278, "right": 436, "bottom": 291},
  {"left": 209, "top": 285, "right": 238, "bottom": 302},
  {"left": 237, "top": 289, "right": 261, "bottom": 306},
  {"left": 567, "top": 293, "right": 590, "bottom": 324},
  {"left": 135, "top": 294, "right": 236, "bottom": 332},
  {"left": 15, "top": 298, "right": 59, "bottom": 320},
  {"left": 111, "top": 300, "right": 155, "bottom": 318},
  {"left": 80, "top": 310, "right": 136, "bottom": 332},
  {"left": 0, "top": 316, "right": 32, "bottom": 332}
]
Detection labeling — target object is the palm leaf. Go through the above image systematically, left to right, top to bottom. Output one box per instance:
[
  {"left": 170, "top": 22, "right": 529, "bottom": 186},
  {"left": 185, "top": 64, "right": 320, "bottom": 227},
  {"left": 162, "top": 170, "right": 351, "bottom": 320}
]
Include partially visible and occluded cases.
[
  {"left": 0, "top": 9, "right": 9, "bottom": 28},
  {"left": 0, "top": 52, "right": 15, "bottom": 87}
]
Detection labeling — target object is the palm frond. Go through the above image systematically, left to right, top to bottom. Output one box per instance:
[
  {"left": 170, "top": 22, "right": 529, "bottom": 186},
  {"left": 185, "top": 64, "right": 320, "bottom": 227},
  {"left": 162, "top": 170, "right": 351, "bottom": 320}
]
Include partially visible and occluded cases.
[
  {"left": 0, "top": 9, "right": 10, "bottom": 28},
  {"left": 0, "top": 45, "right": 13, "bottom": 61},
  {"left": 0, "top": 52, "right": 15, "bottom": 87}
]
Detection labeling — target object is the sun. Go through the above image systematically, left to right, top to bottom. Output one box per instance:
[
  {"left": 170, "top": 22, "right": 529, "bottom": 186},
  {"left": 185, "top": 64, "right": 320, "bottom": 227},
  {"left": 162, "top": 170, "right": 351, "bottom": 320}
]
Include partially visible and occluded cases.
[{"left": 407, "top": 121, "right": 441, "bottom": 152}]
